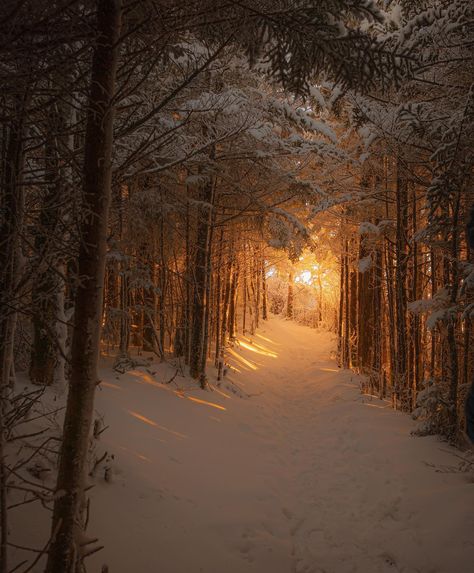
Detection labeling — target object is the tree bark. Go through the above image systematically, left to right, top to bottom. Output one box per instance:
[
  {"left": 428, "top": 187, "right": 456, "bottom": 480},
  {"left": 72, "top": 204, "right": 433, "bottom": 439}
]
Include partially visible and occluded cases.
[
  {"left": 46, "top": 2, "right": 121, "bottom": 570},
  {"left": 0, "top": 93, "right": 27, "bottom": 573},
  {"left": 189, "top": 176, "right": 213, "bottom": 380},
  {"left": 286, "top": 272, "right": 294, "bottom": 319}
]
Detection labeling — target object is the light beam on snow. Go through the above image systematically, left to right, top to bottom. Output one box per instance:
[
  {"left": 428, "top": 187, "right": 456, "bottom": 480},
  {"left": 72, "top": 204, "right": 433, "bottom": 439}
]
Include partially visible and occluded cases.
[
  {"left": 255, "top": 333, "right": 280, "bottom": 345},
  {"left": 239, "top": 340, "right": 278, "bottom": 358},
  {"left": 227, "top": 348, "right": 259, "bottom": 370},
  {"left": 101, "top": 381, "right": 122, "bottom": 390},
  {"left": 184, "top": 396, "right": 227, "bottom": 411},
  {"left": 127, "top": 410, "right": 188, "bottom": 439},
  {"left": 117, "top": 445, "right": 153, "bottom": 461}
]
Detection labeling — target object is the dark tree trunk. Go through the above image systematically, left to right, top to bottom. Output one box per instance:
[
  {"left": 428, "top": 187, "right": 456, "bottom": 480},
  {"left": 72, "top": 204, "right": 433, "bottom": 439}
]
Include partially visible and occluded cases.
[
  {"left": 46, "top": 2, "right": 121, "bottom": 570},
  {"left": 29, "top": 90, "right": 69, "bottom": 386},
  {"left": 0, "top": 93, "right": 27, "bottom": 573},
  {"left": 395, "top": 166, "right": 409, "bottom": 410},
  {"left": 189, "top": 177, "right": 213, "bottom": 380},
  {"left": 217, "top": 254, "right": 233, "bottom": 381},
  {"left": 261, "top": 259, "right": 268, "bottom": 320},
  {"left": 286, "top": 272, "right": 294, "bottom": 319}
]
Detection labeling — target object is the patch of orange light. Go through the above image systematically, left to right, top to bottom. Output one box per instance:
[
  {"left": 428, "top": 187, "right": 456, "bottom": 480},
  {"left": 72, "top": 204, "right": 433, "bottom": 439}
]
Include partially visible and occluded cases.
[
  {"left": 255, "top": 333, "right": 280, "bottom": 345},
  {"left": 239, "top": 340, "right": 277, "bottom": 358},
  {"left": 227, "top": 348, "right": 258, "bottom": 370},
  {"left": 319, "top": 367, "right": 339, "bottom": 372},
  {"left": 128, "top": 370, "right": 163, "bottom": 388},
  {"left": 101, "top": 381, "right": 121, "bottom": 390},
  {"left": 212, "top": 386, "right": 232, "bottom": 399},
  {"left": 185, "top": 396, "right": 227, "bottom": 411},
  {"left": 363, "top": 402, "right": 390, "bottom": 410},
  {"left": 127, "top": 410, "right": 188, "bottom": 438},
  {"left": 117, "top": 445, "right": 153, "bottom": 461}
]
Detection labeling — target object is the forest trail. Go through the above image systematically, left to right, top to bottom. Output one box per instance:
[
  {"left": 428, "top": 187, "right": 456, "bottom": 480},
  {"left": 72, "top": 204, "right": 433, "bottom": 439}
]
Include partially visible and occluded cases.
[{"left": 90, "top": 318, "right": 474, "bottom": 573}]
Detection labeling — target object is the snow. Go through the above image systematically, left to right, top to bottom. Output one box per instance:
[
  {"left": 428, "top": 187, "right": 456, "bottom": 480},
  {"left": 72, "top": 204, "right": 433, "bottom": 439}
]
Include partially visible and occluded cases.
[
  {"left": 358, "top": 255, "right": 373, "bottom": 273},
  {"left": 11, "top": 318, "right": 474, "bottom": 572}
]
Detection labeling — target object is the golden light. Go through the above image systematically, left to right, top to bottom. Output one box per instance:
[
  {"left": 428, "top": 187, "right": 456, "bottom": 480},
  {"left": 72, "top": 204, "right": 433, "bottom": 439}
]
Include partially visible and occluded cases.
[
  {"left": 255, "top": 333, "right": 279, "bottom": 345},
  {"left": 239, "top": 340, "right": 278, "bottom": 358},
  {"left": 227, "top": 348, "right": 259, "bottom": 371},
  {"left": 101, "top": 381, "right": 122, "bottom": 390},
  {"left": 185, "top": 396, "right": 227, "bottom": 411},
  {"left": 127, "top": 410, "right": 188, "bottom": 439},
  {"left": 117, "top": 445, "right": 154, "bottom": 460}
]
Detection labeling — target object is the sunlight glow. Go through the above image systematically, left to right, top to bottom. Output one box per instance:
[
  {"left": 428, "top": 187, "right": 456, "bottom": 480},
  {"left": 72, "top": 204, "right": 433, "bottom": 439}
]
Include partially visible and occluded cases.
[
  {"left": 297, "top": 270, "right": 312, "bottom": 284},
  {"left": 255, "top": 333, "right": 279, "bottom": 345},
  {"left": 239, "top": 340, "right": 277, "bottom": 358},
  {"left": 227, "top": 348, "right": 259, "bottom": 370},
  {"left": 129, "top": 370, "right": 165, "bottom": 389},
  {"left": 101, "top": 381, "right": 122, "bottom": 390},
  {"left": 212, "top": 386, "right": 232, "bottom": 399},
  {"left": 185, "top": 396, "right": 227, "bottom": 411},
  {"left": 363, "top": 403, "right": 391, "bottom": 410},
  {"left": 127, "top": 410, "right": 188, "bottom": 438},
  {"left": 117, "top": 445, "right": 154, "bottom": 460}
]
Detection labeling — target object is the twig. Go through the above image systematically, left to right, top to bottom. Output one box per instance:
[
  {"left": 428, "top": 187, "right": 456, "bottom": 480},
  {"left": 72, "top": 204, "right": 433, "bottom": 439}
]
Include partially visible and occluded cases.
[
  {"left": 9, "top": 428, "right": 49, "bottom": 442},
  {"left": 18, "top": 519, "right": 61, "bottom": 573},
  {"left": 6, "top": 542, "right": 43, "bottom": 554},
  {"left": 8, "top": 560, "right": 28, "bottom": 573}
]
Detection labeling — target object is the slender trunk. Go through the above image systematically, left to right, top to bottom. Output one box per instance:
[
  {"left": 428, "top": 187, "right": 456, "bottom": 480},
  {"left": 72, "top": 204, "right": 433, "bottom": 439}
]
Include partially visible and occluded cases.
[
  {"left": 46, "top": 3, "right": 121, "bottom": 571},
  {"left": 30, "top": 86, "right": 70, "bottom": 385},
  {"left": 0, "top": 93, "right": 27, "bottom": 573},
  {"left": 395, "top": 165, "right": 409, "bottom": 409},
  {"left": 189, "top": 176, "right": 213, "bottom": 379},
  {"left": 411, "top": 187, "right": 422, "bottom": 406},
  {"left": 447, "top": 191, "right": 461, "bottom": 432},
  {"left": 184, "top": 201, "right": 191, "bottom": 364},
  {"left": 200, "top": 206, "right": 215, "bottom": 386},
  {"left": 158, "top": 213, "right": 166, "bottom": 358},
  {"left": 214, "top": 229, "right": 224, "bottom": 367},
  {"left": 337, "top": 241, "right": 345, "bottom": 365},
  {"left": 143, "top": 243, "right": 156, "bottom": 353},
  {"left": 255, "top": 253, "right": 261, "bottom": 328},
  {"left": 217, "top": 254, "right": 233, "bottom": 380},
  {"left": 119, "top": 258, "right": 130, "bottom": 356},
  {"left": 261, "top": 258, "right": 268, "bottom": 320},
  {"left": 242, "top": 260, "right": 247, "bottom": 335},
  {"left": 228, "top": 264, "right": 239, "bottom": 340},
  {"left": 349, "top": 266, "right": 358, "bottom": 368},
  {"left": 286, "top": 272, "right": 293, "bottom": 319}
]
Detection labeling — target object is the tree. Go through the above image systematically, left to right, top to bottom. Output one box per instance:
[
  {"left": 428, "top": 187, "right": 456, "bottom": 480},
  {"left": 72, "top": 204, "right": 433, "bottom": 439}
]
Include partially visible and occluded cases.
[{"left": 46, "top": 1, "right": 121, "bottom": 570}]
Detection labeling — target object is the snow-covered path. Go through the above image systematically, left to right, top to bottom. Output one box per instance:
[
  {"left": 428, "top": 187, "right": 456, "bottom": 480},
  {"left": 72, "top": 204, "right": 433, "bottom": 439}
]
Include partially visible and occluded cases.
[{"left": 91, "top": 318, "right": 474, "bottom": 573}]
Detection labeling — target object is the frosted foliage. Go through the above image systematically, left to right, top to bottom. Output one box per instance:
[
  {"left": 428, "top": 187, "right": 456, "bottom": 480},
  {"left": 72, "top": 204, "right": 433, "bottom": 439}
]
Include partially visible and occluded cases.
[
  {"left": 358, "top": 255, "right": 373, "bottom": 273},
  {"left": 408, "top": 289, "right": 455, "bottom": 330},
  {"left": 412, "top": 379, "right": 449, "bottom": 436}
]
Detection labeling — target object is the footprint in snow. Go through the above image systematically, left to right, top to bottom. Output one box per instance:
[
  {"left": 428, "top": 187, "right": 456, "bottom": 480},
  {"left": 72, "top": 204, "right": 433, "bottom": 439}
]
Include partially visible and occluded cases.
[
  {"left": 282, "top": 506, "right": 294, "bottom": 520},
  {"left": 290, "top": 517, "right": 305, "bottom": 536},
  {"left": 379, "top": 552, "right": 400, "bottom": 570}
]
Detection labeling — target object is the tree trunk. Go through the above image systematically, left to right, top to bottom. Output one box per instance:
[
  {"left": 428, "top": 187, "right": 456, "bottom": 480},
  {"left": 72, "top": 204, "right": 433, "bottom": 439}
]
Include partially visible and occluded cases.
[
  {"left": 46, "top": 2, "right": 121, "bottom": 570},
  {"left": 30, "top": 88, "right": 70, "bottom": 386},
  {"left": 0, "top": 93, "right": 27, "bottom": 573},
  {"left": 395, "top": 165, "right": 409, "bottom": 410},
  {"left": 189, "top": 176, "right": 213, "bottom": 379},
  {"left": 261, "top": 259, "right": 268, "bottom": 320},
  {"left": 286, "top": 272, "right": 294, "bottom": 319}
]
